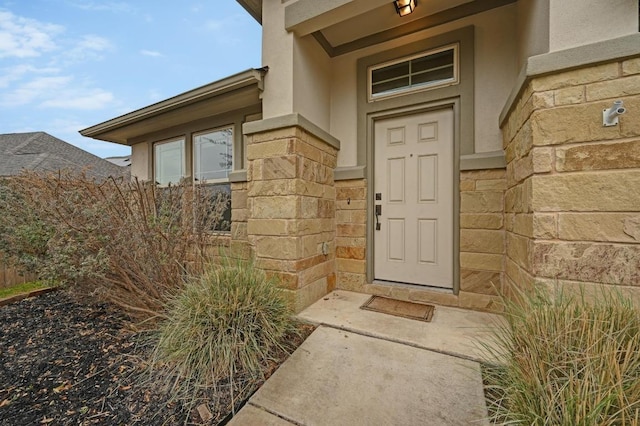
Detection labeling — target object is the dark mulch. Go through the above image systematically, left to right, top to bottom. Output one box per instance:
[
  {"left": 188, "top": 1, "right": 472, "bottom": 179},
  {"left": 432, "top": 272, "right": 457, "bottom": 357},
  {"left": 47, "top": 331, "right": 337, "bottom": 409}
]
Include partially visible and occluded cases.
[{"left": 0, "top": 291, "right": 314, "bottom": 425}]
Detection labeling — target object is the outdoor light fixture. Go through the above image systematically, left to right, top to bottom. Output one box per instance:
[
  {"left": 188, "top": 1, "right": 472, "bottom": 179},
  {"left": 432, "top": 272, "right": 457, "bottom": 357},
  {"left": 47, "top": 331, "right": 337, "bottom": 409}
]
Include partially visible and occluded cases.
[{"left": 394, "top": 0, "right": 417, "bottom": 17}]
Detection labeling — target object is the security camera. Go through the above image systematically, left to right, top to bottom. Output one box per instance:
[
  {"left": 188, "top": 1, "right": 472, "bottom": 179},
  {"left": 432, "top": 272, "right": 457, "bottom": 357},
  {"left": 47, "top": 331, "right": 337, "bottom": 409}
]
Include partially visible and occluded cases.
[{"left": 603, "top": 100, "right": 626, "bottom": 127}]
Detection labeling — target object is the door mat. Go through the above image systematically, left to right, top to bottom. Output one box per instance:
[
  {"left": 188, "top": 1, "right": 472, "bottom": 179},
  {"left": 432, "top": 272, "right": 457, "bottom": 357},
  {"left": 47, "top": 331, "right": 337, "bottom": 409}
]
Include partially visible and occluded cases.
[{"left": 360, "top": 296, "right": 435, "bottom": 322}]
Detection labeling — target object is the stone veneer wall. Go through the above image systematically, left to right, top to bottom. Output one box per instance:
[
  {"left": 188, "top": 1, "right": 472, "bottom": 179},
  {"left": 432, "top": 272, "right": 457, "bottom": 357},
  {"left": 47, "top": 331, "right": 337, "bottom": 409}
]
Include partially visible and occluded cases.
[
  {"left": 502, "top": 57, "right": 640, "bottom": 302},
  {"left": 244, "top": 126, "right": 338, "bottom": 312},
  {"left": 459, "top": 169, "right": 505, "bottom": 310},
  {"left": 333, "top": 171, "right": 506, "bottom": 313},
  {"left": 335, "top": 179, "right": 367, "bottom": 292},
  {"left": 230, "top": 181, "right": 250, "bottom": 258}
]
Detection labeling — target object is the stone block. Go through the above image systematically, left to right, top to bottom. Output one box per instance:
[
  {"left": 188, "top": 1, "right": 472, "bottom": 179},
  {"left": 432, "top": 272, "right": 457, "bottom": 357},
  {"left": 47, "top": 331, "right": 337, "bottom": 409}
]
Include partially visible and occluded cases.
[
  {"left": 622, "top": 57, "right": 640, "bottom": 76},
  {"left": 531, "top": 63, "right": 619, "bottom": 91},
  {"left": 586, "top": 74, "right": 640, "bottom": 101},
  {"left": 554, "top": 85, "right": 585, "bottom": 105},
  {"left": 620, "top": 95, "right": 640, "bottom": 138},
  {"left": 531, "top": 104, "right": 622, "bottom": 146},
  {"left": 249, "top": 127, "right": 302, "bottom": 144},
  {"left": 247, "top": 139, "right": 291, "bottom": 160},
  {"left": 289, "top": 139, "right": 322, "bottom": 163},
  {"left": 556, "top": 140, "right": 640, "bottom": 172},
  {"left": 532, "top": 147, "right": 554, "bottom": 173},
  {"left": 261, "top": 156, "right": 298, "bottom": 180},
  {"left": 460, "top": 169, "right": 506, "bottom": 180},
  {"left": 531, "top": 171, "right": 640, "bottom": 212},
  {"left": 291, "top": 179, "right": 325, "bottom": 197},
  {"left": 475, "top": 179, "right": 506, "bottom": 191},
  {"left": 459, "top": 180, "right": 475, "bottom": 191},
  {"left": 505, "top": 180, "right": 532, "bottom": 213},
  {"left": 336, "top": 187, "right": 366, "bottom": 201},
  {"left": 231, "top": 190, "right": 248, "bottom": 209},
  {"left": 460, "top": 192, "right": 504, "bottom": 213},
  {"left": 252, "top": 196, "right": 299, "bottom": 219},
  {"left": 301, "top": 197, "right": 319, "bottom": 219},
  {"left": 317, "top": 199, "right": 334, "bottom": 218},
  {"left": 336, "top": 199, "right": 367, "bottom": 211},
  {"left": 231, "top": 208, "right": 248, "bottom": 222},
  {"left": 336, "top": 210, "right": 351, "bottom": 224},
  {"left": 350, "top": 210, "right": 367, "bottom": 224},
  {"left": 533, "top": 213, "right": 557, "bottom": 239},
  {"left": 558, "top": 213, "right": 640, "bottom": 243},
  {"left": 460, "top": 214, "right": 503, "bottom": 230},
  {"left": 512, "top": 214, "right": 533, "bottom": 237},
  {"left": 231, "top": 222, "right": 247, "bottom": 240},
  {"left": 337, "top": 223, "right": 366, "bottom": 237},
  {"left": 460, "top": 229, "right": 505, "bottom": 254},
  {"left": 507, "top": 232, "right": 530, "bottom": 270},
  {"left": 301, "top": 234, "right": 324, "bottom": 258},
  {"left": 255, "top": 236, "right": 299, "bottom": 260},
  {"left": 336, "top": 237, "right": 366, "bottom": 248},
  {"left": 532, "top": 241, "right": 640, "bottom": 285},
  {"left": 336, "top": 246, "right": 365, "bottom": 260},
  {"left": 460, "top": 252, "right": 503, "bottom": 272},
  {"left": 294, "top": 254, "right": 329, "bottom": 272},
  {"left": 504, "top": 257, "right": 534, "bottom": 290},
  {"left": 337, "top": 258, "right": 366, "bottom": 274},
  {"left": 299, "top": 260, "right": 334, "bottom": 288},
  {"left": 460, "top": 269, "right": 501, "bottom": 295},
  {"left": 266, "top": 271, "right": 299, "bottom": 290},
  {"left": 337, "top": 271, "right": 366, "bottom": 292},
  {"left": 293, "top": 277, "right": 331, "bottom": 312},
  {"left": 364, "top": 283, "right": 392, "bottom": 297},
  {"left": 407, "top": 289, "right": 459, "bottom": 307},
  {"left": 458, "top": 291, "right": 503, "bottom": 313}
]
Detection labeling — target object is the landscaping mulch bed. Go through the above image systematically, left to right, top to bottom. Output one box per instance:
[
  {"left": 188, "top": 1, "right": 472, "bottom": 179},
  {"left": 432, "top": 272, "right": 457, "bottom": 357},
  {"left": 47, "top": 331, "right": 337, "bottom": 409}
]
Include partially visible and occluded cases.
[{"left": 0, "top": 291, "right": 313, "bottom": 425}]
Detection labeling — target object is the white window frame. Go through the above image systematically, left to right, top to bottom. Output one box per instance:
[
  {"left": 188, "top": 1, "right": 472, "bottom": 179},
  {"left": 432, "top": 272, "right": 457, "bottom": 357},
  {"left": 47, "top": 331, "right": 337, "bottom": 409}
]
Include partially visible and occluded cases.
[
  {"left": 368, "top": 43, "right": 459, "bottom": 102},
  {"left": 192, "top": 126, "right": 234, "bottom": 184},
  {"left": 153, "top": 137, "right": 185, "bottom": 186}
]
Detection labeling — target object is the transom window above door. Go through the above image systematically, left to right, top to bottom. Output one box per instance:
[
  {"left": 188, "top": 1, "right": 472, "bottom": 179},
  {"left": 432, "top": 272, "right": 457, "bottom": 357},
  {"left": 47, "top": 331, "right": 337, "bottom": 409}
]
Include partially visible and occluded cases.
[{"left": 368, "top": 44, "right": 459, "bottom": 101}]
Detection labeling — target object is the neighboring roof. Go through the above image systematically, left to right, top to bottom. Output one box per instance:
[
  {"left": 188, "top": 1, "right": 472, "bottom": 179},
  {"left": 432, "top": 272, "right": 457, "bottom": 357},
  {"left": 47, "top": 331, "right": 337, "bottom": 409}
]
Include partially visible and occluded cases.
[
  {"left": 80, "top": 68, "right": 266, "bottom": 145},
  {"left": 0, "top": 132, "right": 128, "bottom": 178},
  {"left": 105, "top": 155, "right": 131, "bottom": 168}
]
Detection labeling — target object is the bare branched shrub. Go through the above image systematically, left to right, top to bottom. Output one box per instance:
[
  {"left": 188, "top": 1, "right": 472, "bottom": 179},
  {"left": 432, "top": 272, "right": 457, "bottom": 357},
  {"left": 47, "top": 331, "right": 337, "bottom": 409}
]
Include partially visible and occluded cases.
[{"left": 0, "top": 170, "right": 229, "bottom": 320}]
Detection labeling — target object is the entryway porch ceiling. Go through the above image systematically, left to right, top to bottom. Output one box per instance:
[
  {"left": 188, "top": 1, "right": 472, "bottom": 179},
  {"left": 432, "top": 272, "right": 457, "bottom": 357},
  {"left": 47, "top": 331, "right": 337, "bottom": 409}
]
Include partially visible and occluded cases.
[{"left": 238, "top": 0, "right": 516, "bottom": 57}]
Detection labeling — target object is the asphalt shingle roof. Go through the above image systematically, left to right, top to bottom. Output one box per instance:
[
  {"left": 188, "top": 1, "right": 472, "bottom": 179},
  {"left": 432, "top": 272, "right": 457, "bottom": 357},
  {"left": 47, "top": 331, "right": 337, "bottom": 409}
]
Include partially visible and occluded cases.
[{"left": 0, "top": 132, "right": 128, "bottom": 178}]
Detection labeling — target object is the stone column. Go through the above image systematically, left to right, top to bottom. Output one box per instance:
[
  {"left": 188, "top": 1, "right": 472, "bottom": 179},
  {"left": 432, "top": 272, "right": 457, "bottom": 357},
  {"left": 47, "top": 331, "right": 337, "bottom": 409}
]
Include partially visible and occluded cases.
[
  {"left": 502, "top": 57, "right": 640, "bottom": 303},
  {"left": 243, "top": 115, "right": 339, "bottom": 312}
]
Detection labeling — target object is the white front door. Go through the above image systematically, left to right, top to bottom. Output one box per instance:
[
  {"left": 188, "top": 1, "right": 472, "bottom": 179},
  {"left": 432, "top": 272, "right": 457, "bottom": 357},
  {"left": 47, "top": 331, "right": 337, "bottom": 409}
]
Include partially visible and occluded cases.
[{"left": 373, "top": 108, "right": 454, "bottom": 288}]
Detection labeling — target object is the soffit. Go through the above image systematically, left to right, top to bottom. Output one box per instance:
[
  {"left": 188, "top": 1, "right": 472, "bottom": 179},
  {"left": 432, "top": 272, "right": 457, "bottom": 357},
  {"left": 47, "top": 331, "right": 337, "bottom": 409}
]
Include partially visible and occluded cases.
[
  {"left": 236, "top": 0, "right": 262, "bottom": 23},
  {"left": 288, "top": 0, "right": 516, "bottom": 57},
  {"left": 81, "top": 69, "right": 264, "bottom": 145}
]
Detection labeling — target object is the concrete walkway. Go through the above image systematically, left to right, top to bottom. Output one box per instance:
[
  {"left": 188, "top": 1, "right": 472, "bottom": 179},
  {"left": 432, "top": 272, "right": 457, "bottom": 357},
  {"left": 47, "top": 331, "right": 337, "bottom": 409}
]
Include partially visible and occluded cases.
[{"left": 229, "top": 290, "right": 503, "bottom": 426}]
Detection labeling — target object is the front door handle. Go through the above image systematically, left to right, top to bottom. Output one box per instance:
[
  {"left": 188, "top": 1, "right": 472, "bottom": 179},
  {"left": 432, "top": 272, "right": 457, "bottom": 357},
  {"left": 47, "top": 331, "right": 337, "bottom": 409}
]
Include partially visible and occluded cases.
[{"left": 375, "top": 204, "right": 382, "bottom": 231}]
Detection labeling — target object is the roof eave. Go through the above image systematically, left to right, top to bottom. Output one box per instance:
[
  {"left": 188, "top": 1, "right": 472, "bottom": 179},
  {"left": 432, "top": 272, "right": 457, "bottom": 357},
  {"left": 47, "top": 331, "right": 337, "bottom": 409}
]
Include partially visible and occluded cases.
[
  {"left": 236, "top": 0, "right": 262, "bottom": 24},
  {"left": 80, "top": 68, "right": 265, "bottom": 143}
]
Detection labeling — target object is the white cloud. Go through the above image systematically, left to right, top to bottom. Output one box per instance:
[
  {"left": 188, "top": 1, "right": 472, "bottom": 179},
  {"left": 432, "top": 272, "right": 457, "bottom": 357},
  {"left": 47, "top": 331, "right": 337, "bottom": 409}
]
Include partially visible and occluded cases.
[
  {"left": 66, "top": 1, "right": 134, "bottom": 13},
  {"left": 0, "top": 9, "right": 63, "bottom": 58},
  {"left": 61, "top": 34, "right": 113, "bottom": 63},
  {"left": 140, "top": 49, "right": 162, "bottom": 57},
  {"left": 0, "top": 64, "right": 59, "bottom": 88},
  {"left": 0, "top": 73, "right": 114, "bottom": 111},
  {"left": 1, "top": 75, "right": 72, "bottom": 106},
  {"left": 40, "top": 89, "right": 114, "bottom": 110}
]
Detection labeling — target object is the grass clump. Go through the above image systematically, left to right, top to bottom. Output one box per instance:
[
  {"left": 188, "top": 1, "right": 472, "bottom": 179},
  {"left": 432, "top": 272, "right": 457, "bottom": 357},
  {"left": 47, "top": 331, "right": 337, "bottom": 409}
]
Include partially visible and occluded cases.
[
  {"left": 150, "top": 259, "right": 295, "bottom": 409},
  {"left": 0, "top": 281, "right": 51, "bottom": 300},
  {"left": 484, "top": 287, "right": 640, "bottom": 425}
]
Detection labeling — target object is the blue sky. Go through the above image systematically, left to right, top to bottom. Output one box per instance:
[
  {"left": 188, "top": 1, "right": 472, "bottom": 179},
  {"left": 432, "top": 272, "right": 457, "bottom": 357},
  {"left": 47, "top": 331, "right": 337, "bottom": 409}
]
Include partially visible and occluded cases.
[{"left": 0, "top": 1, "right": 262, "bottom": 158}]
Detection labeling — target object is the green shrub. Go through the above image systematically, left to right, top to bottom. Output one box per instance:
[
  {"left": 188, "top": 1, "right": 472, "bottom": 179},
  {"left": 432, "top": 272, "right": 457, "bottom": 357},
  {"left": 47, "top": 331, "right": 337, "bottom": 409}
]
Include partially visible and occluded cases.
[
  {"left": 151, "top": 259, "right": 295, "bottom": 405},
  {"left": 484, "top": 287, "right": 640, "bottom": 425}
]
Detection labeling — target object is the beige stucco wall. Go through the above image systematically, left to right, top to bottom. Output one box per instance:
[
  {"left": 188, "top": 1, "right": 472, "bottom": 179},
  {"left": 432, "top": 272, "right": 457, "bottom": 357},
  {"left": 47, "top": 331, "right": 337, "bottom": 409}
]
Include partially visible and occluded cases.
[
  {"left": 516, "top": 0, "right": 549, "bottom": 68},
  {"left": 548, "top": 0, "right": 638, "bottom": 52},
  {"left": 330, "top": 4, "right": 519, "bottom": 167},
  {"left": 131, "top": 142, "right": 150, "bottom": 181}
]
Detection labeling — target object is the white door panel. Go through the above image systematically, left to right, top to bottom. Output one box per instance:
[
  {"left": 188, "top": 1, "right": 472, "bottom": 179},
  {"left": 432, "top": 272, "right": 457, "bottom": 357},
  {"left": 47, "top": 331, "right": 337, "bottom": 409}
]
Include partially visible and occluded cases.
[{"left": 374, "top": 108, "right": 454, "bottom": 288}]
